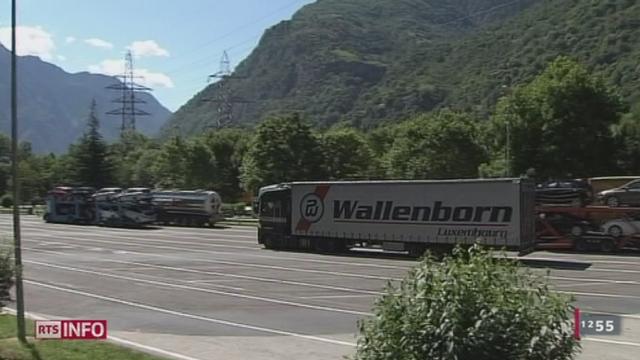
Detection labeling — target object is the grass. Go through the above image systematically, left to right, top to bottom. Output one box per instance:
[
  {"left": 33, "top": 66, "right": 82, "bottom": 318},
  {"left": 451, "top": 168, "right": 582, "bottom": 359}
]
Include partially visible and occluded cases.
[{"left": 0, "top": 313, "right": 163, "bottom": 360}]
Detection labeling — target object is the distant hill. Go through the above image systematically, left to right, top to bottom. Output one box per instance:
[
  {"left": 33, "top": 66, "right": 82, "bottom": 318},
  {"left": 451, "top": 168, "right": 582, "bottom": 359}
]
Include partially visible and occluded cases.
[
  {"left": 165, "top": 0, "right": 640, "bottom": 136},
  {"left": 0, "top": 45, "right": 171, "bottom": 153}
]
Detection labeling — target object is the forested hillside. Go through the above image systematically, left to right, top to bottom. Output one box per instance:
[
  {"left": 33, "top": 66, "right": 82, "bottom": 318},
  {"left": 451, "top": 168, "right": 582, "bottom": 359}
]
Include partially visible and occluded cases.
[{"left": 165, "top": 0, "right": 640, "bottom": 135}]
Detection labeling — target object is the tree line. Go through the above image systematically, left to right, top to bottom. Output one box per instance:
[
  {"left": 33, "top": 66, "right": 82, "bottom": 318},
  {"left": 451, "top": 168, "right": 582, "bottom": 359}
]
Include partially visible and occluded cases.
[{"left": 6, "top": 57, "right": 640, "bottom": 204}]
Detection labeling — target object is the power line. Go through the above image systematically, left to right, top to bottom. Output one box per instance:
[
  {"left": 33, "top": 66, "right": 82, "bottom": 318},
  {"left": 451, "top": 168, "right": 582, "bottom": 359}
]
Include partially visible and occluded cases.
[
  {"left": 163, "top": 0, "right": 309, "bottom": 75},
  {"left": 437, "top": 0, "right": 524, "bottom": 26},
  {"left": 105, "top": 51, "right": 152, "bottom": 135},
  {"left": 202, "top": 51, "right": 253, "bottom": 128}
]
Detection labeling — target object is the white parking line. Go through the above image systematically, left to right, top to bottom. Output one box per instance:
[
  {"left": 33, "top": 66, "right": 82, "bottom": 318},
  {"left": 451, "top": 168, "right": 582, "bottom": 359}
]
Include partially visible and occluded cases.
[
  {"left": 26, "top": 227, "right": 412, "bottom": 270},
  {"left": 22, "top": 235, "right": 404, "bottom": 281},
  {"left": 24, "top": 245, "right": 384, "bottom": 295},
  {"left": 25, "top": 259, "right": 373, "bottom": 316},
  {"left": 549, "top": 276, "right": 640, "bottom": 285},
  {"left": 22, "top": 280, "right": 357, "bottom": 347},
  {"left": 299, "top": 294, "right": 374, "bottom": 299},
  {"left": 583, "top": 338, "right": 640, "bottom": 348}
]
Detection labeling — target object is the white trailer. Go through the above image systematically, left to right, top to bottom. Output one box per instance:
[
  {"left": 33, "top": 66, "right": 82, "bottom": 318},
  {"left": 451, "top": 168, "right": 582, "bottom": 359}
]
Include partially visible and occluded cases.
[{"left": 257, "top": 179, "right": 536, "bottom": 255}]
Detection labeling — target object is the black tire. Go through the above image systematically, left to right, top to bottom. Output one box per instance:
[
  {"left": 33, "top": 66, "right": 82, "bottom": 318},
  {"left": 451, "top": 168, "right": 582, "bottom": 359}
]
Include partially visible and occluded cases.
[
  {"left": 606, "top": 196, "right": 620, "bottom": 207},
  {"left": 43, "top": 213, "right": 50, "bottom": 222},
  {"left": 570, "top": 225, "right": 584, "bottom": 237},
  {"left": 608, "top": 225, "right": 624, "bottom": 238},
  {"left": 263, "top": 236, "right": 279, "bottom": 250},
  {"left": 574, "top": 239, "right": 589, "bottom": 252},
  {"left": 600, "top": 239, "right": 616, "bottom": 253}
]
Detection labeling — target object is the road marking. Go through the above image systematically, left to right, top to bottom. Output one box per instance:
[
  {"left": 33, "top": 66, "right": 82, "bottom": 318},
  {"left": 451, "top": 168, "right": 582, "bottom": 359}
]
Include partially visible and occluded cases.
[
  {"left": 26, "top": 227, "right": 261, "bottom": 250},
  {"left": 27, "top": 227, "right": 412, "bottom": 270},
  {"left": 23, "top": 236, "right": 404, "bottom": 281},
  {"left": 24, "top": 245, "right": 384, "bottom": 295},
  {"left": 515, "top": 255, "right": 640, "bottom": 267},
  {"left": 25, "top": 259, "right": 373, "bottom": 316},
  {"left": 586, "top": 268, "right": 640, "bottom": 274},
  {"left": 549, "top": 276, "right": 640, "bottom": 285},
  {"left": 21, "top": 279, "right": 357, "bottom": 347},
  {"left": 554, "top": 282, "right": 611, "bottom": 289},
  {"left": 557, "top": 290, "right": 640, "bottom": 300},
  {"left": 299, "top": 294, "right": 374, "bottom": 299},
  {"left": 108, "top": 335, "right": 206, "bottom": 360},
  {"left": 583, "top": 338, "right": 640, "bottom": 348}
]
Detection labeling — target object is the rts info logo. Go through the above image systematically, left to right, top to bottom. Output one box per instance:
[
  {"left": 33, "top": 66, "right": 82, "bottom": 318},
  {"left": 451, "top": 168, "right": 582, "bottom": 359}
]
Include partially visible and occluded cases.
[{"left": 35, "top": 320, "right": 108, "bottom": 340}]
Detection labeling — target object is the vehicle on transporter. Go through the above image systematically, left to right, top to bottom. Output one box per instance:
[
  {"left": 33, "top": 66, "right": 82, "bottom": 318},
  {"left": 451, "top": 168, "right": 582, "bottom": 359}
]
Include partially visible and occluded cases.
[
  {"left": 256, "top": 179, "right": 536, "bottom": 257},
  {"left": 43, "top": 186, "right": 155, "bottom": 227},
  {"left": 44, "top": 186, "right": 95, "bottom": 224},
  {"left": 93, "top": 189, "right": 156, "bottom": 226},
  {"left": 151, "top": 190, "right": 223, "bottom": 227},
  {"left": 535, "top": 206, "right": 640, "bottom": 252}
]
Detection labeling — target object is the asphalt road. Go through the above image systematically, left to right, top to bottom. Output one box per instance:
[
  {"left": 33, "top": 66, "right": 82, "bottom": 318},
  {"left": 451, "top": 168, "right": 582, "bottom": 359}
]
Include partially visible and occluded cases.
[{"left": 1, "top": 214, "right": 639, "bottom": 360}]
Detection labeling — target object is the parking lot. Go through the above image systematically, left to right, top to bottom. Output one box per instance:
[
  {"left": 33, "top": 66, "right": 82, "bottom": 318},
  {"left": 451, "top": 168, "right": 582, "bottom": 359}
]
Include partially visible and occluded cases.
[{"left": 1, "top": 214, "right": 640, "bottom": 359}]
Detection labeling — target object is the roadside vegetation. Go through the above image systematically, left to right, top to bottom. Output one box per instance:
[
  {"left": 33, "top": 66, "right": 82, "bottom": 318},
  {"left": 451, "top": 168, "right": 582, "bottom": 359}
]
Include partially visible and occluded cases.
[
  {"left": 4, "top": 57, "right": 640, "bottom": 203},
  {"left": 354, "top": 246, "right": 579, "bottom": 360},
  {"left": 0, "top": 314, "right": 163, "bottom": 360}
]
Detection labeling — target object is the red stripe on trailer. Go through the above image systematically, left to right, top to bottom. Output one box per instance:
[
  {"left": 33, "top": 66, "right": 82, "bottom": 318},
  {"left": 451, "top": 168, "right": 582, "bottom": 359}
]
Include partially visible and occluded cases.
[{"left": 295, "top": 185, "right": 331, "bottom": 232}]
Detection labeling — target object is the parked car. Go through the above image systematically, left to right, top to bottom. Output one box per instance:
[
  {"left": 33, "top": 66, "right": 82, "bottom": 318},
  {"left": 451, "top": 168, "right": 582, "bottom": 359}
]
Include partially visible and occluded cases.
[
  {"left": 536, "top": 179, "right": 593, "bottom": 206},
  {"left": 597, "top": 179, "right": 640, "bottom": 207},
  {"left": 601, "top": 216, "right": 640, "bottom": 238}
]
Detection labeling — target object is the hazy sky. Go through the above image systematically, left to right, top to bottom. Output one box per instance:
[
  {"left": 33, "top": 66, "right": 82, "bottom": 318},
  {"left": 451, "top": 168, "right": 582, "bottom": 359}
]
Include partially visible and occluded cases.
[{"left": 0, "top": 0, "right": 316, "bottom": 111}]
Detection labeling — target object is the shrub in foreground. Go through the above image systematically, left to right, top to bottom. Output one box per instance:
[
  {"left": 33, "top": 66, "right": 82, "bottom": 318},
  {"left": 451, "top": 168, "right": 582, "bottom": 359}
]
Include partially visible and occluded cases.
[
  {"left": 1, "top": 195, "right": 13, "bottom": 209},
  {"left": 0, "top": 246, "right": 14, "bottom": 307},
  {"left": 354, "top": 246, "right": 579, "bottom": 360}
]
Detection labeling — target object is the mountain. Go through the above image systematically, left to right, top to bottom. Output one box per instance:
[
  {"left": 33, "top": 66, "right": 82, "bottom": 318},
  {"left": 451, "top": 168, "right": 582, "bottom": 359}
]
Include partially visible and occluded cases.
[
  {"left": 166, "top": 0, "right": 640, "bottom": 135},
  {"left": 0, "top": 44, "right": 171, "bottom": 153}
]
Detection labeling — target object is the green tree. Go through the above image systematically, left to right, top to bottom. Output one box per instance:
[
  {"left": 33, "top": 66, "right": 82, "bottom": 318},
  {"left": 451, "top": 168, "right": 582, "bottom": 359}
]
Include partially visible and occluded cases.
[
  {"left": 485, "top": 57, "right": 624, "bottom": 178},
  {"left": 68, "top": 100, "right": 115, "bottom": 188},
  {"left": 614, "top": 109, "right": 640, "bottom": 174},
  {"left": 385, "top": 111, "right": 486, "bottom": 179},
  {"left": 240, "top": 114, "right": 326, "bottom": 192},
  {"left": 322, "top": 127, "right": 375, "bottom": 180},
  {"left": 202, "top": 129, "right": 251, "bottom": 201},
  {"left": 110, "top": 132, "right": 158, "bottom": 187},
  {"left": 155, "top": 135, "right": 189, "bottom": 188},
  {"left": 183, "top": 138, "right": 217, "bottom": 189},
  {"left": 355, "top": 246, "right": 579, "bottom": 360}
]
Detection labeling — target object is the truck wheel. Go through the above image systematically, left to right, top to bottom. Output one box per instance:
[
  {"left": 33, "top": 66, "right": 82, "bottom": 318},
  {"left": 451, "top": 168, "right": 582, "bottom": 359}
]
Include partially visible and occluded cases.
[
  {"left": 606, "top": 196, "right": 620, "bottom": 207},
  {"left": 43, "top": 213, "right": 50, "bottom": 222},
  {"left": 570, "top": 225, "right": 584, "bottom": 237},
  {"left": 608, "top": 225, "right": 623, "bottom": 238},
  {"left": 263, "top": 236, "right": 278, "bottom": 250},
  {"left": 574, "top": 239, "right": 589, "bottom": 252},
  {"left": 600, "top": 239, "right": 616, "bottom": 253}
]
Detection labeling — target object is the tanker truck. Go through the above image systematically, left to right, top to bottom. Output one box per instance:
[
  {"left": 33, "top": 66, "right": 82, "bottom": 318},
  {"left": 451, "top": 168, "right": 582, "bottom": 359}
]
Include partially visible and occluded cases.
[{"left": 151, "top": 190, "right": 223, "bottom": 227}]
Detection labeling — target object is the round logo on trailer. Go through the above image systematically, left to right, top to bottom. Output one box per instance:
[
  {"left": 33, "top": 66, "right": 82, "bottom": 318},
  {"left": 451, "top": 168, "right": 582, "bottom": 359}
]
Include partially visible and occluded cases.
[{"left": 300, "top": 193, "right": 324, "bottom": 223}]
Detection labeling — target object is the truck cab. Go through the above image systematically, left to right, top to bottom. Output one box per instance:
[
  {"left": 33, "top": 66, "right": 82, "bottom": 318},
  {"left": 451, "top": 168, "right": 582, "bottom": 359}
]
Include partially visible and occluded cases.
[{"left": 257, "top": 184, "right": 291, "bottom": 249}]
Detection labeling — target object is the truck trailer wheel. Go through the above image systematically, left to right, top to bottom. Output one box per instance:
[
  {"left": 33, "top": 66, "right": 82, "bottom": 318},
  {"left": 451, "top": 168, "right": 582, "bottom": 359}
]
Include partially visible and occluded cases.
[
  {"left": 263, "top": 236, "right": 280, "bottom": 250},
  {"left": 599, "top": 239, "right": 616, "bottom": 253}
]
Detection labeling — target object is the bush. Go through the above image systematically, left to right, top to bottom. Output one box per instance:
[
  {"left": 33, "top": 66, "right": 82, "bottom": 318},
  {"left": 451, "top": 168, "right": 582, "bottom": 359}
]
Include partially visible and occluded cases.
[
  {"left": 1, "top": 195, "right": 12, "bottom": 209},
  {"left": 0, "top": 246, "right": 14, "bottom": 307},
  {"left": 354, "top": 246, "right": 580, "bottom": 360}
]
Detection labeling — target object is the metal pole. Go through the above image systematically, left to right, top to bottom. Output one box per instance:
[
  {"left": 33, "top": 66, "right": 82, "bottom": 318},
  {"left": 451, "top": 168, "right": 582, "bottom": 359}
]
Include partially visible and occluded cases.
[
  {"left": 11, "top": 0, "right": 27, "bottom": 343},
  {"left": 506, "top": 121, "right": 510, "bottom": 177}
]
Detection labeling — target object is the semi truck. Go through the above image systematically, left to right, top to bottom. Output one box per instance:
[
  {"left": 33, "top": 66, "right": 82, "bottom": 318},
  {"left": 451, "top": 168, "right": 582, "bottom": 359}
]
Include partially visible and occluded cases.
[
  {"left": 256, "top": 179, "right": 536, "bottom": 256},
  {"left": 151, "top": 190, "right": 223, "bottom": 227}
]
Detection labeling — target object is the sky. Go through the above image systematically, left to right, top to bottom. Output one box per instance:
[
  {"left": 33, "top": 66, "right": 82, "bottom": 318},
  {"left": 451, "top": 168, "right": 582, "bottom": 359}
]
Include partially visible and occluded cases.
[{"left": 0, "top": 0, "right": 316, "bottom": 111}]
